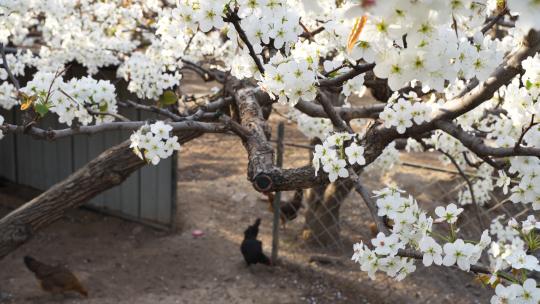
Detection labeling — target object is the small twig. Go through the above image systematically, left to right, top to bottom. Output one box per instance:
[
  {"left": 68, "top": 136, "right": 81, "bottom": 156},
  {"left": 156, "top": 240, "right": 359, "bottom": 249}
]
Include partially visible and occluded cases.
[
  {"left": 224, "top": 6, "right": 265, "bottom": 74},
  {"left": 481, "top": 9, "right": 509, "bottom": 35},
  {"left": 452, "top": 15, "right": 460, "bottom": 39},
  {"left": 299, "top": 20, "right": 314, "bottom": 42},
  {"left": 299, "top": 26, "right": 325, "bottom": 39},
  {"left": 184, "top": 33, "right": 196, "bottom": 53},
  {"left": 0, "top": 44, "right": 20, "bottom": 91},
  {"left": 181, "top": 59, "right": 227, "bottom": 83},
  {"left": 318, "top": 63, "right": 375, "bottom": 87},
  {"left": 323, "top": 64, "right": 349, "bottom": 77},
  {"left": 40, "top": 65, "right": 70, "bottom": 109},
  {"left": 58, "top": 88, "right": 130, "bottom": 122},
  {"left": 317, "top": 91, "right": 352, "bottom": 132},
  {"left": 119, "top": 100, "right": 183, "bottom": 121},
  {"left": 84, "top": 106, "right": 131, "bottom": 122},
  {"left": 514, "top": 114, "right": 537, "bottom": 152},
  {"left": 414, "top": 137, "right": 486, "bottom": 231},
  {"left": 438, "top": 149, "right": 486, "bottom": 232},
  {"left": 462, "top": 151, "right": 482, "bottom": 168},
  {"left": 400, "top": 162, "right": 476, "bottom": 178},
  {"left": 354, "top": 178, "right": 390, "bottom": 235}
]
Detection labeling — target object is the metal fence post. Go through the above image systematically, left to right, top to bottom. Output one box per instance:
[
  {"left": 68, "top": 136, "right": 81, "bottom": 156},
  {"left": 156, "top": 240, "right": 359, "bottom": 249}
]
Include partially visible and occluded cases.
[{"left": 271, "top": 122, "right": 285, "bottom": 263}]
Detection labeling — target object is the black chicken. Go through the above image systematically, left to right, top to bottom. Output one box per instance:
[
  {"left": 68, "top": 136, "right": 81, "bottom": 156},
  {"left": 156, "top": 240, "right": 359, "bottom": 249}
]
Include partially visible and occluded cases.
[{"left": 240, "top": 218, "right": 271, "bottom": 266}]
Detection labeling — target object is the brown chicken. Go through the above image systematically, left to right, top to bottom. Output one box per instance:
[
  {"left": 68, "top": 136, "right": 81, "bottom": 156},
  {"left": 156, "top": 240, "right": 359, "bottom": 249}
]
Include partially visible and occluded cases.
[
  {"left": 264, "top": 189, "right": 304, "bottom": 228},
  {"left": 368, "top": 222, "right": 378, "bottom": 237},
  {"left": 24, "top": 256, "right": 88, "bottom": 297}
]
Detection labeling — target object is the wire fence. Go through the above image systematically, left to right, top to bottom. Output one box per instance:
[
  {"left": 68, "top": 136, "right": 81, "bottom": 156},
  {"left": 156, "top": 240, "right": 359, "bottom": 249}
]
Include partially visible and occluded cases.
[
  {"left": 269, "top": 123, "right": 354, "bottom": 259},
  {"left": 269, "top": 124, "right": 533, "bottom": 262}
]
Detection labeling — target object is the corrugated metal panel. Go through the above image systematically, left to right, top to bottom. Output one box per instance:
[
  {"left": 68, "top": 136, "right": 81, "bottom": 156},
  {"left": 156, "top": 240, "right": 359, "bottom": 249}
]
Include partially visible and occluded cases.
[
  {"left": 117, "top": 107, "right": 140, "bottom": 218},
  {"left": 0, "top": 108, "right": 176, "bottom": 229},
  {"left": 0, "top": 110, "right": 17, "bottom": 182},
  {"left": 137, "top": 110, "right": 175, "bottom": 224}
]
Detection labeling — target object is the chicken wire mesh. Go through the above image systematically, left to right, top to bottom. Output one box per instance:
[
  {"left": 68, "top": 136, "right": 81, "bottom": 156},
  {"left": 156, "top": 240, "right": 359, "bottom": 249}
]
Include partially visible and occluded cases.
[
  {"left": 269, "top": 125, "right": 533, "bottom": 262},
  {"left": 269, "top": 131, "right": 361, "bottom": 258}
]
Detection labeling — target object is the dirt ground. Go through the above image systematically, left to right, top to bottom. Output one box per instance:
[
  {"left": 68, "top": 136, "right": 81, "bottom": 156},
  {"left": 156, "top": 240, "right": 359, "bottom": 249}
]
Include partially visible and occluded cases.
[
  {"left": 0, "top": 73, "right": 496, "bottom": 303},
  {"left": 0, "top": 125, "right": 494, "bottom": 304}
]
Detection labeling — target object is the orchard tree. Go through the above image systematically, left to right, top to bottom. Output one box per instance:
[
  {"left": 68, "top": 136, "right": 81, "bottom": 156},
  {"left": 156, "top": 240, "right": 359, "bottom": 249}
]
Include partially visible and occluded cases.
[{"left": 1, "top": 0, "right": 540, "bottom": 302}]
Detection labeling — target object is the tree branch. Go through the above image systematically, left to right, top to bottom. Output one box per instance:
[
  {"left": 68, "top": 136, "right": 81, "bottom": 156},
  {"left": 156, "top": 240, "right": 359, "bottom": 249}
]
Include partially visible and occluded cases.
[
  {"left": 215, "top": 30, "right": 540, "bottom": 193},
  {"left": 376, "top": 30, "right": 540, "bottom": 142},
  {"left": 433, "top": 30, "right": 540, "bottom": 122},
  {"left": 181, "top": 59, "right": 227, "bottom": 83},
  {"left": 226, "top": 79, "right": 275, "bottom": 189},
  {"left": 317, "top": 91, "right": 352, "bottom": 132},
  {"left": 182, "top": 97, "right": 232, "bottom": 121},
  {"left": 295, "top": 99, "right": 384, "bottom": 121},
  {"left": 435, "top": 120, "right": 540, "bottom": 158},
  {"left": 1, "top": 121, "right": 229, "bottom": 141},
  {"left": 0, "top": 130, "right": 203, "bottom": 260},
  {"left": 354, "top": 178, "right": 390, "bottom": 234},
  {"left": 396, "top": 249, "right": 491, "bottom": 274}
]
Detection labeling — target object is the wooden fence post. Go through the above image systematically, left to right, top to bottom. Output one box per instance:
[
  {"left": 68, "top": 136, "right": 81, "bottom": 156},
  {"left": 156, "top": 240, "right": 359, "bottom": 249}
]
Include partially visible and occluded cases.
[{"left": 271, "top": 122, "right": 284, "bottom": 263}]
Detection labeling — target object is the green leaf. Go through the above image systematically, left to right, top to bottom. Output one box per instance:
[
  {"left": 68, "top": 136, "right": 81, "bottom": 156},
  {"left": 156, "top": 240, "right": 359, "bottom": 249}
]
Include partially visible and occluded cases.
[
  {"left": 327, "top": 71, "right": 340, "bottom": 78},
  {"left": 526, "top": 80, "right": 533, "bottom": 90},
  {"left": 159, "top": 90, "right": 178, "bottom": 106},
  {"left": 99, "top": 102, "right": 108, "bottom": 113},
  {"left": 34, "top": 103, "right": 49, "bottom": 117}
]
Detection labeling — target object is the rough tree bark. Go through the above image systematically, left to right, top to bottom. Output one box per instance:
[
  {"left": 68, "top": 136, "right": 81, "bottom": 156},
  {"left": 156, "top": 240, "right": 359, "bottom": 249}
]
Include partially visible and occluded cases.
[
  {"left": 0, "top": 131, "right": 202, "bottom": 260},
  {"left": 304, "top": 178, "right": 355, "bottom": 248}
]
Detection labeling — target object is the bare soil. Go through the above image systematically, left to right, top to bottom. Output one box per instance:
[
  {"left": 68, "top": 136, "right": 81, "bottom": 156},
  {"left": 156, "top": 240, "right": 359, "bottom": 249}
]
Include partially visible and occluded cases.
[
  {"left": 0, "top": 74, "right": 495, "bottom": 303},
  {"left": 0, "top": 126, "right": 493, "bottom": 304}
]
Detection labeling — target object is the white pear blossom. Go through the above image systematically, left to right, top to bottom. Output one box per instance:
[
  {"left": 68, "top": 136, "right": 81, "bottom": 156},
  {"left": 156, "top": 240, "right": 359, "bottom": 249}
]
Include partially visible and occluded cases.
[
  {"left": 196, "top": 1, "right": 225, "bottom": 33},
  {"left": 379, "top": 93, "right": 434, "bottom": 134},
  {"left": 296, "top": 111, "right": 333, "bottom": 140},
  {"left": 130, "top": 121, "right": 180, "bottom": 165},
  {"left": 345, "top": 143, "right": 366, "bottom": 166},
  {"left": 323, "top": 158, "right": 349, "bottom": 182},
  {"left": 434, "top": 203, "right": 464, "bottom": 224},
  {"left": 522, "top": 215, "right": 540, "bottom": 234},
  {"left": 371, "top": 232, "right": 405, "bottom": 256},
  {"left": 419, "top": 236, "right": 443, "bottom": 266},
  {"left": 442, "top": 239, "right": 475, "bottom": 271},
  {"left": 506, "top": 249, "right": 540, "bottom": 271},
  {"left": 514, "top": 279, "right": 540, "bottom": 304},
  {"left": 491, "top": 284, "right": 517, "bottom": 304}
]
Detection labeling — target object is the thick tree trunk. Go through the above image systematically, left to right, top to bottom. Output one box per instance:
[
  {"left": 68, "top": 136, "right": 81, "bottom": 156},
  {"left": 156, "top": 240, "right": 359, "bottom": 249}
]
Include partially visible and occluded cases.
[
  {"left": 0, "top": 132, "right": 201, "bottom": 260},
  {"left": 303, "top": 178, "right": 355, "bottom": 248}
]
